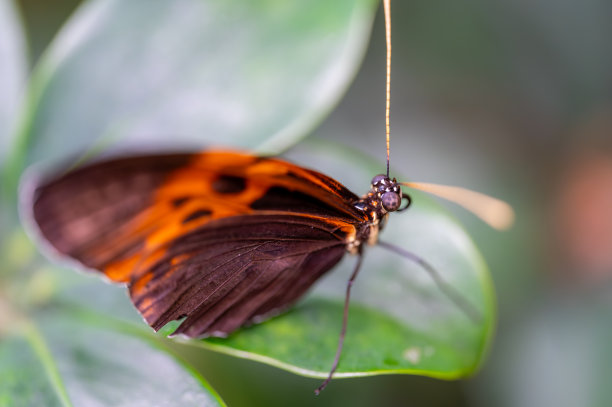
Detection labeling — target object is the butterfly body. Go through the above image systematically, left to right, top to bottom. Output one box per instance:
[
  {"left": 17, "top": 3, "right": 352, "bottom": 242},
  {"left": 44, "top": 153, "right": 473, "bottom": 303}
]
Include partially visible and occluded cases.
[{"left": 27, "top": 151, "right": 406, "bottom": 338}]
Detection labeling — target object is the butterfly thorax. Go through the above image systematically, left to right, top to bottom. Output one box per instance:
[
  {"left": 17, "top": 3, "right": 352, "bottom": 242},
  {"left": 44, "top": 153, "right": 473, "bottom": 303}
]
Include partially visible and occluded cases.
[{"left": 350, "top": 174, "right": 404, "bottom": 253}]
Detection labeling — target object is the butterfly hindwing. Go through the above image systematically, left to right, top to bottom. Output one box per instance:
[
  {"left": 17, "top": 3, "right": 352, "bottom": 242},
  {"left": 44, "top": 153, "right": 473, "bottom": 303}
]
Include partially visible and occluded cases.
[
  {"left": 28, "top": 151, "right": 364, "bottom": 337},
  {"left": 132, "top": 213, "right": 351, "bottom": 337}
]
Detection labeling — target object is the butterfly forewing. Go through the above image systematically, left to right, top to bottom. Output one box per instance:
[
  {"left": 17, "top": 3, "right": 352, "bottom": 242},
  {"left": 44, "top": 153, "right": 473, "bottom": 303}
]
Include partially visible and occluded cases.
[
  {"left": 29, "top": 151, "right": 364, "bottom": 337},
  {"left": 30, "top": 153, "right": 193, "bottom": 272}
]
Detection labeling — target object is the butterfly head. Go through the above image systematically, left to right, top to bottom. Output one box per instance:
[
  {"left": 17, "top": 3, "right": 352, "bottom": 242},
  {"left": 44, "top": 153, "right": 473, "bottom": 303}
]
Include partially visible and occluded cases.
[
  {"left": 355, "top": 174, "right": 412, "bottom": 220},
  {"left": 371, "top": 174, "right": 403, "bottom": 212}
]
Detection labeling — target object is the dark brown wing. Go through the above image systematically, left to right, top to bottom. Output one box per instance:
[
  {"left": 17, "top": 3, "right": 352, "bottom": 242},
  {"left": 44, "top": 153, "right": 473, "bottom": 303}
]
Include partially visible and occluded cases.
[
  {"left": 26, "top": 151, "right": 364, "bottom": 337},
  {"left": 26, "top": 153, "right": 193, "bottom": 275},
  {"left": 130, "top": 213, "right": 351, "bottom": 337}
]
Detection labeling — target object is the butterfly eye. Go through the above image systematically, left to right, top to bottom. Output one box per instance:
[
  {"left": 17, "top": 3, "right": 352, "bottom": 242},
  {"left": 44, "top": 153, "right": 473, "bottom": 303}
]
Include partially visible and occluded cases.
[
  {"left": 371, "top": 174, "right": 386, "bottom": 186},
  {"left": 381, "top": 191, "right": 401, "bottom": 212}
]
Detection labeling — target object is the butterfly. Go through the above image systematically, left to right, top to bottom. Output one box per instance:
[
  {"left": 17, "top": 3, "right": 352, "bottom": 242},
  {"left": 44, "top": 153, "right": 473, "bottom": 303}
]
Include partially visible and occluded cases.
[{"left": 23, "top": 148, "right": 513, "bottom": 393}]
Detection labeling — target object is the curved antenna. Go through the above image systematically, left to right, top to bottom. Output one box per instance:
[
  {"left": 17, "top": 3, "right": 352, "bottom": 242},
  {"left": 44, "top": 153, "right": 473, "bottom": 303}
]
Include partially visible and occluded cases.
[
  {"left": 383, "top": 0, "right": 392, "bottom": 177},
  {"left": 402, "top": 182, "right": 515, "bottom": 230}
]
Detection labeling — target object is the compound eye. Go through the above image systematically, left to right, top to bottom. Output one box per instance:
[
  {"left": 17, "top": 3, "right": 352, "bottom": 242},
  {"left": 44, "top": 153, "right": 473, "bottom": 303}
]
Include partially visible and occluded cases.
[
  {"left": 371, "top": 174, "right": 386, "bottom": 186},
  {"left": 381, "top": 191, "right": 401, "bottom": 212}
]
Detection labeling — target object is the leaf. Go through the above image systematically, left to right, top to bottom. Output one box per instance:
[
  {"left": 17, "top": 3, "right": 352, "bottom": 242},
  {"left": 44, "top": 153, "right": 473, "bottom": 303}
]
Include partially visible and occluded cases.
[
  {"left": 0, "top": 0, "right": 27, "bottom": 166},
  {"left": 8, "top": 0, "right": 376, "bottom": 185},
  {"left": 185, "top": 139, "right": 496, "bottom": 378},
  {"left": 0, "top": 232, "right": 225, "bottom": 406},
  {"left": 0, "top": 309, "right": 226, "bottom": 407},
  {"left": 0, "top": 335, "right": 63, "bottom": 407}
]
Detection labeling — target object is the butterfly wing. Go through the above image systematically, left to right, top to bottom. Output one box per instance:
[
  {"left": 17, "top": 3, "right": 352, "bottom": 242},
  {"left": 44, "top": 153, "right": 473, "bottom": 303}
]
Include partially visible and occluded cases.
[
  {"left": 26, "top": 151, "right": 365, "bottom": 337},
  {"left": 130, "top": 213, "right": 351, "bottom": 337}
]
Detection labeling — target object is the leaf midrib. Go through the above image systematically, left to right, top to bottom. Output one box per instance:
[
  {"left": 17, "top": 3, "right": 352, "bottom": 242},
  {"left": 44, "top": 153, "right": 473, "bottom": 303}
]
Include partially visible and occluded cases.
[{"left": 23, "top": 322, "right": 73, "bottom": 407}]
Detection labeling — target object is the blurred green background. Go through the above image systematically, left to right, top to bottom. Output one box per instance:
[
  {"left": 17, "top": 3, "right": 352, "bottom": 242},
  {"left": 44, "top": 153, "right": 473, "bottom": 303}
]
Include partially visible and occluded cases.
[{"left": 3, "top": 0, "right": 612, "bottom": 405}]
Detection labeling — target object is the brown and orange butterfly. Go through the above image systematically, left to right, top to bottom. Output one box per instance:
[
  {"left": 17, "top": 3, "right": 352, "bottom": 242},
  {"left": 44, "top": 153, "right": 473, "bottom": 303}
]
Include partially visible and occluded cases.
[
  {"left": 22, "top": 0, "right": 513, "bottom": 393},
  {"left": 24, "top": 148, "right": 513, "bottom": 393}
]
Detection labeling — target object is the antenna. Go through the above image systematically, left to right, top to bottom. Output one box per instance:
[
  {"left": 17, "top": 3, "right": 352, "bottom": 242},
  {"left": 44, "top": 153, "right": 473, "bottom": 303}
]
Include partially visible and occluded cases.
[{"left": 383, "top": 0, "right": 392, "bottom": 177}]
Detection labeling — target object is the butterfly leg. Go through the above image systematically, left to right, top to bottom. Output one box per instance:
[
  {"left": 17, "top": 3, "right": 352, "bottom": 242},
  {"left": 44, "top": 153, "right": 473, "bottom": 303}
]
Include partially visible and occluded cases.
[{"left": 314, "top": 251, "right": 364, "bottom": 395}]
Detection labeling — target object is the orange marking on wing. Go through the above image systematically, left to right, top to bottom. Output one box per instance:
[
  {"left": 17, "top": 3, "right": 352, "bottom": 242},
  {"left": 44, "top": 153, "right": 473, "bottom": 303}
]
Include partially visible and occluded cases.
[
  {"left": 98, "top": 151, "right": 359, "bottom": 290},
  {"left": 191, "top": 151, "right": 258, "bottom": 169},
  {"left": 190, "top": 152, "right": 341, "bottom": 198},
  {"left": 132, "top": 159, "right": 276, "bottom": 251},
  {"left": 243, "top": 159, "right": 355, "bottom": 215},
  {"left": 253, "top": 159, "right": 343, "bottom": 195},
  {"left": 246, "top": 160, "right": 290, "bottom": 177},
  {"left": 287, "top": 167, "right": 338, "bottom": 192},
  {"left": 156, "top": 169, "right": 217, "bottom": 197},
  {"left": 225, "top": 182, "right": 268, "bottom": 206},
  {"left": 142, "top": 199, "right": 253, "bottom": 249},
  {"left": 261, "top": 211, "right": 358, "bottom": 242},
  {"left": 310, "top": 215, "right": 357, "bottom": 241},
  {"left": 146, "top": 221, "right": 190, "bottom": 249},
  {"left": 329, "top": 223, "right": 357, "bottom": 241},
  {"left": 106, "top": 245, "right": 167, "bottom": 283},
  {"left": 136, "top": 247, "right": 166, "bottom": 277},
  {"left": 104, "top": 254, "right": 140, "bottom": 282},
  {"left": 171, "top": 254, "right": 191, "bottom": 266},
  {"left": 131, "top": 272, "right": 153, "bottom": 295},
  {"left": 139, "top": 298, "right": 155, "bottom": 318}
]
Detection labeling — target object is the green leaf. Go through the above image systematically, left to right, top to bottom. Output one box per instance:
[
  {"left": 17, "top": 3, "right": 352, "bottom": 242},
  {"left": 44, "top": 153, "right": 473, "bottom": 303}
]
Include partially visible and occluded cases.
[
  {"left": 0, "top": 0, "right": 27, "bottom": 166},
  {"left": 9, "top": 0, "right": 376, "bottom": 184},
  {"left": 190, "top": 139, "right": 495, "bottom": 378},
  {"left": 0, "top": 231, "right": 224, "bottom": 406},
  {"left": 0, "top": 310, "right": 226, "bottom": 407},
  {"left": 0, "top": 335, "right": 64, "bottom": 407}
]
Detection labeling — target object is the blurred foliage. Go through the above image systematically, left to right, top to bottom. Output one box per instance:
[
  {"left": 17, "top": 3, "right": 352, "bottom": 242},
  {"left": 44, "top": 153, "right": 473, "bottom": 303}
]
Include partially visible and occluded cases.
[
  {"left": 0, "top": 0, "right": 498, "bottom": 405},
  {"left": 0, "top": 0, "right": 26, "bottom": 166},
  {"left": 3, "top": 0, "right": 612, "bottom": 406},
  {"left": 4, "top": 0, "right": 378, "bottom": 196}
]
